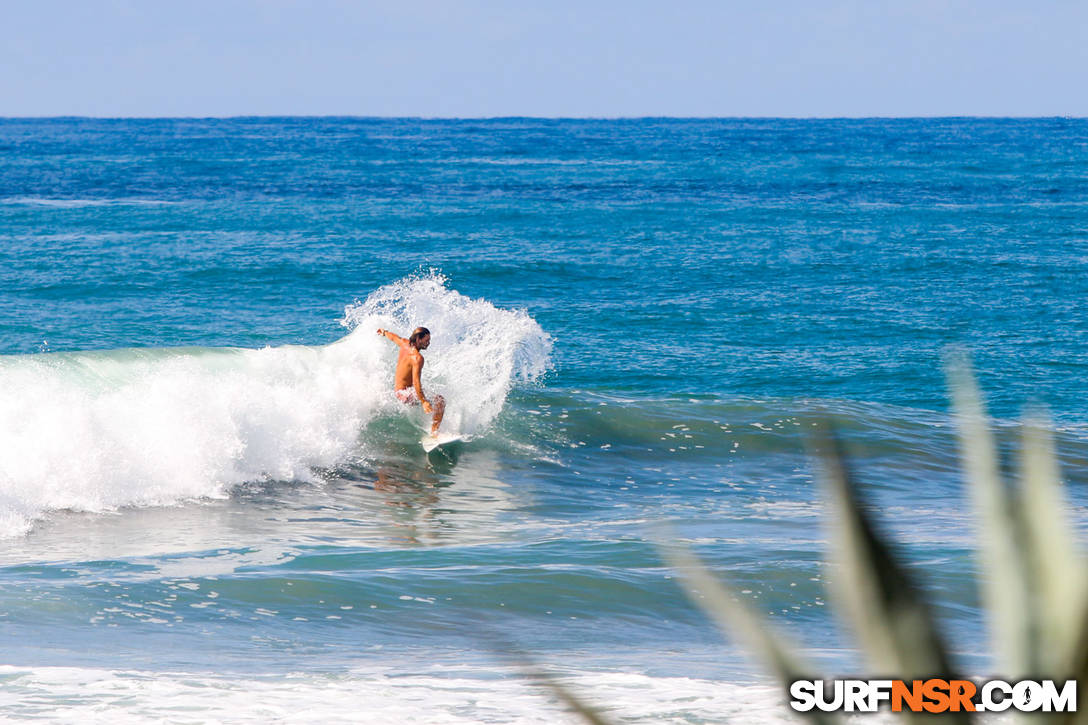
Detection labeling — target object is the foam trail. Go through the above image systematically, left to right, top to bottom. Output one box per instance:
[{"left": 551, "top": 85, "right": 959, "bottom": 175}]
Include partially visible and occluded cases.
[{"left": 0, "top": 275, "right": 551, "bottom": 537}]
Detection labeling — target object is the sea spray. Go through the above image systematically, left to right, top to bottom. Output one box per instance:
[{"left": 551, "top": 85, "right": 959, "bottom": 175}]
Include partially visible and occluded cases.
[
  {"left": 340, "top": 273, "right": 552, "bottom": 435},
  {"left": 0, "top": 275, "right": 551, "bottom": 537}
]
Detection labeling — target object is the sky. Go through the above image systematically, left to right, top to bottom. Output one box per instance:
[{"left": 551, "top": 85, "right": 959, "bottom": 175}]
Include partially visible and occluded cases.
[{"left": 2, "top": 0, "right": 1087, "bottom": 117}]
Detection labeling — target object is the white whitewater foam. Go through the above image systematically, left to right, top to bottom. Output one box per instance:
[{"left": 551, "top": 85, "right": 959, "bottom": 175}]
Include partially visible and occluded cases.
[
  {"left": 341, "top": 273, "right": 552, "bottom": 436},
  {"left": 0, "top": 275, "right": 550, "bottom": 537},
  {"left": 0, "top": 665, "right": 803, "bottom": 724}
]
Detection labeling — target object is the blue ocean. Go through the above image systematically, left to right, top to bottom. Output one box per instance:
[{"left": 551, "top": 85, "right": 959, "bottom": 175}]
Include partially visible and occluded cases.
[{"left": 1, "top": 118, "right": 1087, "bottom": 722}]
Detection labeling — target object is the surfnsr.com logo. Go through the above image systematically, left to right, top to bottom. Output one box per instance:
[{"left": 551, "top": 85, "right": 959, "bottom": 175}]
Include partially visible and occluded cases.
[{"left": 789, "top": 679, "right": 1077, "bottom": 713}]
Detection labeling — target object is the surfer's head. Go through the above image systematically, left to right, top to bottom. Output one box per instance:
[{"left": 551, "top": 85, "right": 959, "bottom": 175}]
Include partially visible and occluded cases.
[{"left": 409, "top": 327, "right": 431, "bottom": 349}]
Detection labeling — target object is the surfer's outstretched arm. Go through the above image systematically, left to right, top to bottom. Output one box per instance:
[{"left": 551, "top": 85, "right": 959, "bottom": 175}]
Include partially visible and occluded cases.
[{"left": 376, "top": 328, "right": 408, "bottom": 349}]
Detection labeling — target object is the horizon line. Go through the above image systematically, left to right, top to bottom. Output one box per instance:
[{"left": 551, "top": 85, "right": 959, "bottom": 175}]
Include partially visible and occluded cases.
[{"left": 1, "top": 114, "right": 1087, "bottom": 122}]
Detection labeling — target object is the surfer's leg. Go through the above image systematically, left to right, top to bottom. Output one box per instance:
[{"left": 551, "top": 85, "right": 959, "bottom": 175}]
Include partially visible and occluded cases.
[{"left": 431, "top": 395, "right": 445, "bottom": 434}]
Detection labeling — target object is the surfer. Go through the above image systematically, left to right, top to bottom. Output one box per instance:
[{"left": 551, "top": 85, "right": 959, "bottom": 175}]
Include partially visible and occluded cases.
[{"left": 377, "top": 326, "right": 445, "bottom": 435}]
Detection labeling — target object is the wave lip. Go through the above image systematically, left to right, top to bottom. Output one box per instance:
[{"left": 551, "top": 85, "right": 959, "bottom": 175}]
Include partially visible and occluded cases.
[{"left": 0, "top": 275, "right": 551, "bottom": 538}]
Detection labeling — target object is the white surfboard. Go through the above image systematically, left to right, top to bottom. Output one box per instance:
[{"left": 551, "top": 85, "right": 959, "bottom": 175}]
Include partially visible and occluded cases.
[{"left": 422, "top": 432, "right": 463, "bottom": 453}]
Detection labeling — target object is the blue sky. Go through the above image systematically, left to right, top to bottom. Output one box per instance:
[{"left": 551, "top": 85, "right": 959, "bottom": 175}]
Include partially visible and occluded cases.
[{"left": 3, "top": 0, "right": 1086, "bottom": 117}]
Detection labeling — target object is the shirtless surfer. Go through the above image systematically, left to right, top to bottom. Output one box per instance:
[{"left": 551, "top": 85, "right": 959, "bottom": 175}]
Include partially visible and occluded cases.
[{"left": 376, "top": 326, "right": 446, "bottom": 435}]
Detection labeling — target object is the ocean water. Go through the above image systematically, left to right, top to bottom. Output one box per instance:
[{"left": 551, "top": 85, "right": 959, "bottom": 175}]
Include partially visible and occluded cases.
[{"left": 1, "top": 117, "right": 1087, "bottom": 722}]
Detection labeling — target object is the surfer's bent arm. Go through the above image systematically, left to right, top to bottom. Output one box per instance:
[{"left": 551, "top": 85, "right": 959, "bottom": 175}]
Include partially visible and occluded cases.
[
  {"left": 376, "top": 328, "right": 408, "bottom": 349},
  {"left": 413, "top": 359, "right": 432, "bottom": 412}
]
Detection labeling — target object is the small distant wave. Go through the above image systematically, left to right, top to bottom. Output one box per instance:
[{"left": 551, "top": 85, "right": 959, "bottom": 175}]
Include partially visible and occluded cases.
[
  {"left": 358, "top": 157, "right": 665, "bottom": 167},
  {"left": 442, "top": 157, "right": 666, "bottom": 167},
  {"left": 0, "top": 197, "right": 182, "bottom": 208},
  {"left": 0, "top": 274, "right": 551, "bottom": 537}
]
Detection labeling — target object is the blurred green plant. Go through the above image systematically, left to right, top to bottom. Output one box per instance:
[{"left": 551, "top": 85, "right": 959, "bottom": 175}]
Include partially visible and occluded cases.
[{"left": 530, "top": 354, "right": 1087, "bottom": 723}]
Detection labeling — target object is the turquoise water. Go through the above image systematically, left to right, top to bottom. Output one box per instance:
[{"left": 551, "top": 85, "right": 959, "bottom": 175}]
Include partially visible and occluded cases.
[{"left": 1, "top": 118, "right": 1087, "bottom": 721}]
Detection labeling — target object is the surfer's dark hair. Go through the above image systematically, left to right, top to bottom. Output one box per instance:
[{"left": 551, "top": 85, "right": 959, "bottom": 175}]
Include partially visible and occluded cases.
[{"left": 409, "top": 327, "right": 430, "bottom": 347}]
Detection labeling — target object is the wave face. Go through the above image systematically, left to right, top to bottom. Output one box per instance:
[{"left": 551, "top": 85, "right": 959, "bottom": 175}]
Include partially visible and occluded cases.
[{"left": 0, "top": 275, "right": 551, "bottom": 537}]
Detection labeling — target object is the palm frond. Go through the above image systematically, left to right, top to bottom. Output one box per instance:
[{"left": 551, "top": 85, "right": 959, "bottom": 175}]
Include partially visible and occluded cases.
[
  {"left": 945, "top": 351, "right": 1037, "bottom": 677},
  {"left": 1019, "top": 411, "right": 1087, "bottom": 676},
  {"left": 810, "top": 421, "right": 961, "bottom": 690},
  {"left": 659, "top": 538, "right": 841, "bottom": 725}
]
